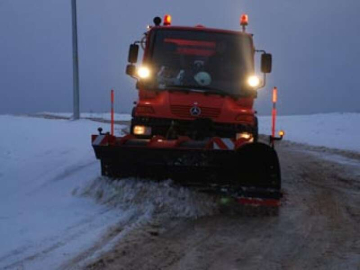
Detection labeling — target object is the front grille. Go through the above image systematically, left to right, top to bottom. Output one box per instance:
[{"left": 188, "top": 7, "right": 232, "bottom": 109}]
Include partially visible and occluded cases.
[
  {"left": 170, "top": 105, "right": 221, "bottom": 118},
  {"left": 132, "top": 117, "right": 256, "bottom": 139}
]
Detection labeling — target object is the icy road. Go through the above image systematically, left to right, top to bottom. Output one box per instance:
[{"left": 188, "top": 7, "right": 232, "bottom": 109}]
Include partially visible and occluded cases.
[
  {"left": 0, "top": 114, "right": 359, "bottom": 269},
  {"left": 83, "top": 141, "right": 360, "bottom": 270}
]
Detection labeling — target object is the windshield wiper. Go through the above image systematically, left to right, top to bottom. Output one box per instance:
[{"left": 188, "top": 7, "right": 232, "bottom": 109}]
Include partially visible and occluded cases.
[
  {"left": 165, "top": 85, "right": 230, "bottom": 97},
  {"left": 187, "top": 85, "right": 227, "bottom": 96}
]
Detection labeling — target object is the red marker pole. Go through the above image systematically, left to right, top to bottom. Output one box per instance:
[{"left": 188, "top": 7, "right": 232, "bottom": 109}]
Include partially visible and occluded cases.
[
  {"left": 271, "top": 87, "right": 278, "bottom": 142},
  {"left": 111, "top": 89, "right": 114, "bottom": 136}
]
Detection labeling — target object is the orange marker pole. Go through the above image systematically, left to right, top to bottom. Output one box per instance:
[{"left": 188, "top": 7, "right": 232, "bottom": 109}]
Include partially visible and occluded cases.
[
  {"left": 271, "top": 87, "right": 278, "bottom": 140},
  {"left": 111, "top": 89, "right": 114, "bottom": 136}
]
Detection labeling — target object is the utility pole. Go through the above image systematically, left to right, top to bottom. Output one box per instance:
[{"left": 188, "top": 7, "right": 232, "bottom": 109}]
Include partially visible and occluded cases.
[{"left": 71, "top": 0, "right": 80, "bottom": 120}]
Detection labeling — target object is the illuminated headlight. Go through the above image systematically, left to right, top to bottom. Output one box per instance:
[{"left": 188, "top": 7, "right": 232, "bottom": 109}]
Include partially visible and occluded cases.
[
  {"left": 137, "top": 66, "right": 151, "bottom": 79},
  {"left": 247, "top": 75, "right": 260, "bottom": 88},
  {"left": 133, "top": 125, "right": 152, "bottom": 136},
  {"left": 236, "top": 132, "right": 254, "bottom": 142}
]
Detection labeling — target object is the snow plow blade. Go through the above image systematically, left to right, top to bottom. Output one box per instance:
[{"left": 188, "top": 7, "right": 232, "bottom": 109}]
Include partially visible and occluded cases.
[{"left": 92, "top": 135, "right": 282, "bottom": 202}]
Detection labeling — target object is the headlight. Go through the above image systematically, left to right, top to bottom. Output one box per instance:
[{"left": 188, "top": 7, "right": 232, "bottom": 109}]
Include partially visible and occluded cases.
[
  {"left": 137, "top": 66, "right": 150, "bottom": 79},
  {"left": 247, "top": 75, "right": 260, "bottom": 88},
  {"left": 133, "top": 125, "right": 152, "bottom": 136},
  {"left": 236, "top": 132, "right": 254, "bottom": 142}
]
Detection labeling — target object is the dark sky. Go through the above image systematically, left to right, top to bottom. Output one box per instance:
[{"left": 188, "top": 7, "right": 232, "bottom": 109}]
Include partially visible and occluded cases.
[{"left": 1, "top": 0, "right": 360, "bottom": 115}]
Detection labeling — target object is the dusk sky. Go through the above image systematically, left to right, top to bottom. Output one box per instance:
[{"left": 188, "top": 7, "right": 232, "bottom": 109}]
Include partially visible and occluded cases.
[{"left": 1, "top": 0, "right": 359, "bottom": 115}]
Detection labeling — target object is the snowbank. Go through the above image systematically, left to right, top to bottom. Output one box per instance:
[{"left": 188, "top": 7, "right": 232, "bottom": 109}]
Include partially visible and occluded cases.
[
  {"left": 36, "top": 112, "right": 132, "bottom": 121},
  {"left": 259, "top": 113, "right": 360, "bottom": 152},
  {"left": 0, "top": 115, "right": 216, "bottom": 269},
  {"left": 0, "top": 116, "right": 120, "bottom": 269},
  {"left": 81, "top": 177, "right": 217, "bottom": 219}
]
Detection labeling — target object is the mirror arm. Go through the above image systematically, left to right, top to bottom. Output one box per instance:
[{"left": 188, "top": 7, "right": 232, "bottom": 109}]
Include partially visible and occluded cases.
[
  {"left": 133, "top": 34, "right": 147, "bottom": 50},
  {"left": 255, "top": 49, "right": 267, "bottom": 54},
  {"left": 126, "top": 64, "right": 140, "bottom": 80},
  {"left": 130, "top": 71, "right": 140, "bottom": 81},
  {"left": 129, "top": 73, "right": 140, "bottom": 81},
  {"left": 255, "top": 73, "right": 266, "bottom": 90},
  {"left": 259, "top": 73, "right": 266, "bottom": 89}
]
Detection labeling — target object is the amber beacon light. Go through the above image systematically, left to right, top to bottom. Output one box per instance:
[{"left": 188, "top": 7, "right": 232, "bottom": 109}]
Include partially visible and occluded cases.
[{"left": 164, "top": 14, "right": 172, "bottom": 26}]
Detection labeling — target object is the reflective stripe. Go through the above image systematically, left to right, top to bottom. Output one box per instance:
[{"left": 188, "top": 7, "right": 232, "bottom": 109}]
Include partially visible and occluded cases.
[
  {"left": 93, "top": 135, "right": 105, "bottom": 145},
  {"left": 213, "top": 138, "right": 234, "bottom": 150},
  {"left": 222, "top": 138, "right": 235, "bottom": 150},
  {"left": 214, "top": 143, "right": 221, "bottom": 150}
]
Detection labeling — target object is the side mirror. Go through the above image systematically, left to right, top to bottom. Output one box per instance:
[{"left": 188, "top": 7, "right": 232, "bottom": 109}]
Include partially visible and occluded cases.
[
  {"left": 128, "top": 44, "right": 139, "bottom": 64},
  {"left": 261, "top": 53, "right": 272, "bottom": 73},
  {"left": 126, "top": 64, "right": 136, "bottom": 77}
]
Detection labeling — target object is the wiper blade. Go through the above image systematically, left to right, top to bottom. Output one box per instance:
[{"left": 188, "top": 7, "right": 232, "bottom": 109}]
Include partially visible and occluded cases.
[
  {"left": 164, "top": 85, "right": 193, "bottom": 93},
  {"left": 165, "top": 85, "right": 229, "bottom": 96},
  {"left": 185, "top": 85, "right": 238, "bottom": 98},
  {"left": 188, "top": 86, "right": 227, "bottom": 95}
]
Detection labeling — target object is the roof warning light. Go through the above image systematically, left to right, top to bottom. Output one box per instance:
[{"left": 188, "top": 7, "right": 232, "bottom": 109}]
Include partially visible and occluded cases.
[
  {"left": 164, "top": 14, "right": 172, "bottom": 26},
  {"left": 240, "top": 14, "right": 249, "bottom": 32},
  {"left": 240, "top": 14, "right": 249, "bottom": 26}
]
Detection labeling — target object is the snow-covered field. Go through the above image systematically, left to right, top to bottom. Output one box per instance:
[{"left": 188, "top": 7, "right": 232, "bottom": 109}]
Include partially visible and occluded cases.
[
  {"left": 0, "top": 112, "right": 359, "bottom": 269},
  {"left": 259, "top": 113, "right": 360, "bottom": 152},
  {"left": 0, "top": 115, "right": 216, "bottom": 269}
]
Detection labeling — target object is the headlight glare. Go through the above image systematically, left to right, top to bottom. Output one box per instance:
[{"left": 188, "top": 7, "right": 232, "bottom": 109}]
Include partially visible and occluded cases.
[
  {"left": 137, "top": 66, "right": 151, "bottom": 79},
  {"left": 248, "top": 75, "right": 260, "bottom": 88}
]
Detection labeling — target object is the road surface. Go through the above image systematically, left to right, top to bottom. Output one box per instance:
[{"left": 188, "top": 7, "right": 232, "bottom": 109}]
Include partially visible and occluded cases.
[{"left": 63, "top": 139, "right": 360, "bottom": 270}]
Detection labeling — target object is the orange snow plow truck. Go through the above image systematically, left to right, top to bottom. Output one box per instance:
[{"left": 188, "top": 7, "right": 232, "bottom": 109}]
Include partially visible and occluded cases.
[{"left": 92, "top": 15, "right": 283, "bottom": 206}]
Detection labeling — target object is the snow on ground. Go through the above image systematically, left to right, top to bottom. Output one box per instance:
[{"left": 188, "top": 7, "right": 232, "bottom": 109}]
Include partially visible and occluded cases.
[
  {"left": 0, "top": 112, "right": 358, "bottom": 269},
  {"left": 259, "top": 113, "right": 360, "bottom": 152},
  {"left": 0, "top": 116, "right": 216, "bottom": 270},
  {"left": 0, "top": 116, "right": 123, "bottom": 269},
  {"left": 81, "top": 178, "right": 217, "bottom": 219}
]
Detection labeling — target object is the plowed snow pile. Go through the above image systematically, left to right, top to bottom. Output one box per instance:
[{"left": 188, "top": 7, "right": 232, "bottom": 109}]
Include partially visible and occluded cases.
[{"left": 80, "top": 178, "right": 218, "bottom": 218}]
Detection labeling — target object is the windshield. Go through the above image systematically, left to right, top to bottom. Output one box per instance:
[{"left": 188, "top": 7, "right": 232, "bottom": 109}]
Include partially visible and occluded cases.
[{"left": 143, "top": 29, "right": 254, "bottom": 96}]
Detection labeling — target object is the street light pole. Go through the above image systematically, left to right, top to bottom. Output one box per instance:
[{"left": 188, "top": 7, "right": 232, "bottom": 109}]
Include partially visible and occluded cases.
[{"left": 71, "top": 0, "right": 80, "bottom": 120}]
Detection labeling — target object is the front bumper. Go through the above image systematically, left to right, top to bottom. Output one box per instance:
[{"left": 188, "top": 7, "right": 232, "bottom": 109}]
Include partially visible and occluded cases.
[{"left": 131, "top": 116, "right": 258, "bottom": 139}]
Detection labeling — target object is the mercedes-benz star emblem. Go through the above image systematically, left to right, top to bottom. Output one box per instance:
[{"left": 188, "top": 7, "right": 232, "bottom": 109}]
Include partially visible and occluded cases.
[{"left": 190, "top": 106, "right": 201, "bottom": 116}]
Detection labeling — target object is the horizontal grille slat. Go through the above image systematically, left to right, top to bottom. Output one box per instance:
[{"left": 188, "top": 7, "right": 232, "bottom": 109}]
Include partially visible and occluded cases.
[{"left": 170, "top": 105, "right": 221, "bottom": 118}]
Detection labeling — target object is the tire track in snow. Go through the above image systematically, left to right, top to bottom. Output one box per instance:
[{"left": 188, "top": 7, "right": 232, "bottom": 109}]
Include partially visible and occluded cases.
[{"left": 79, "top": 142, "right": 360, "bottom": 270}]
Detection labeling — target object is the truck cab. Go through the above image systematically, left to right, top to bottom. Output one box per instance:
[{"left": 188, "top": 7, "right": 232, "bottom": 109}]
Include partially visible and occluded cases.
[{"left": 126, "top": 15, "right": 272, "bottom": 142}]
